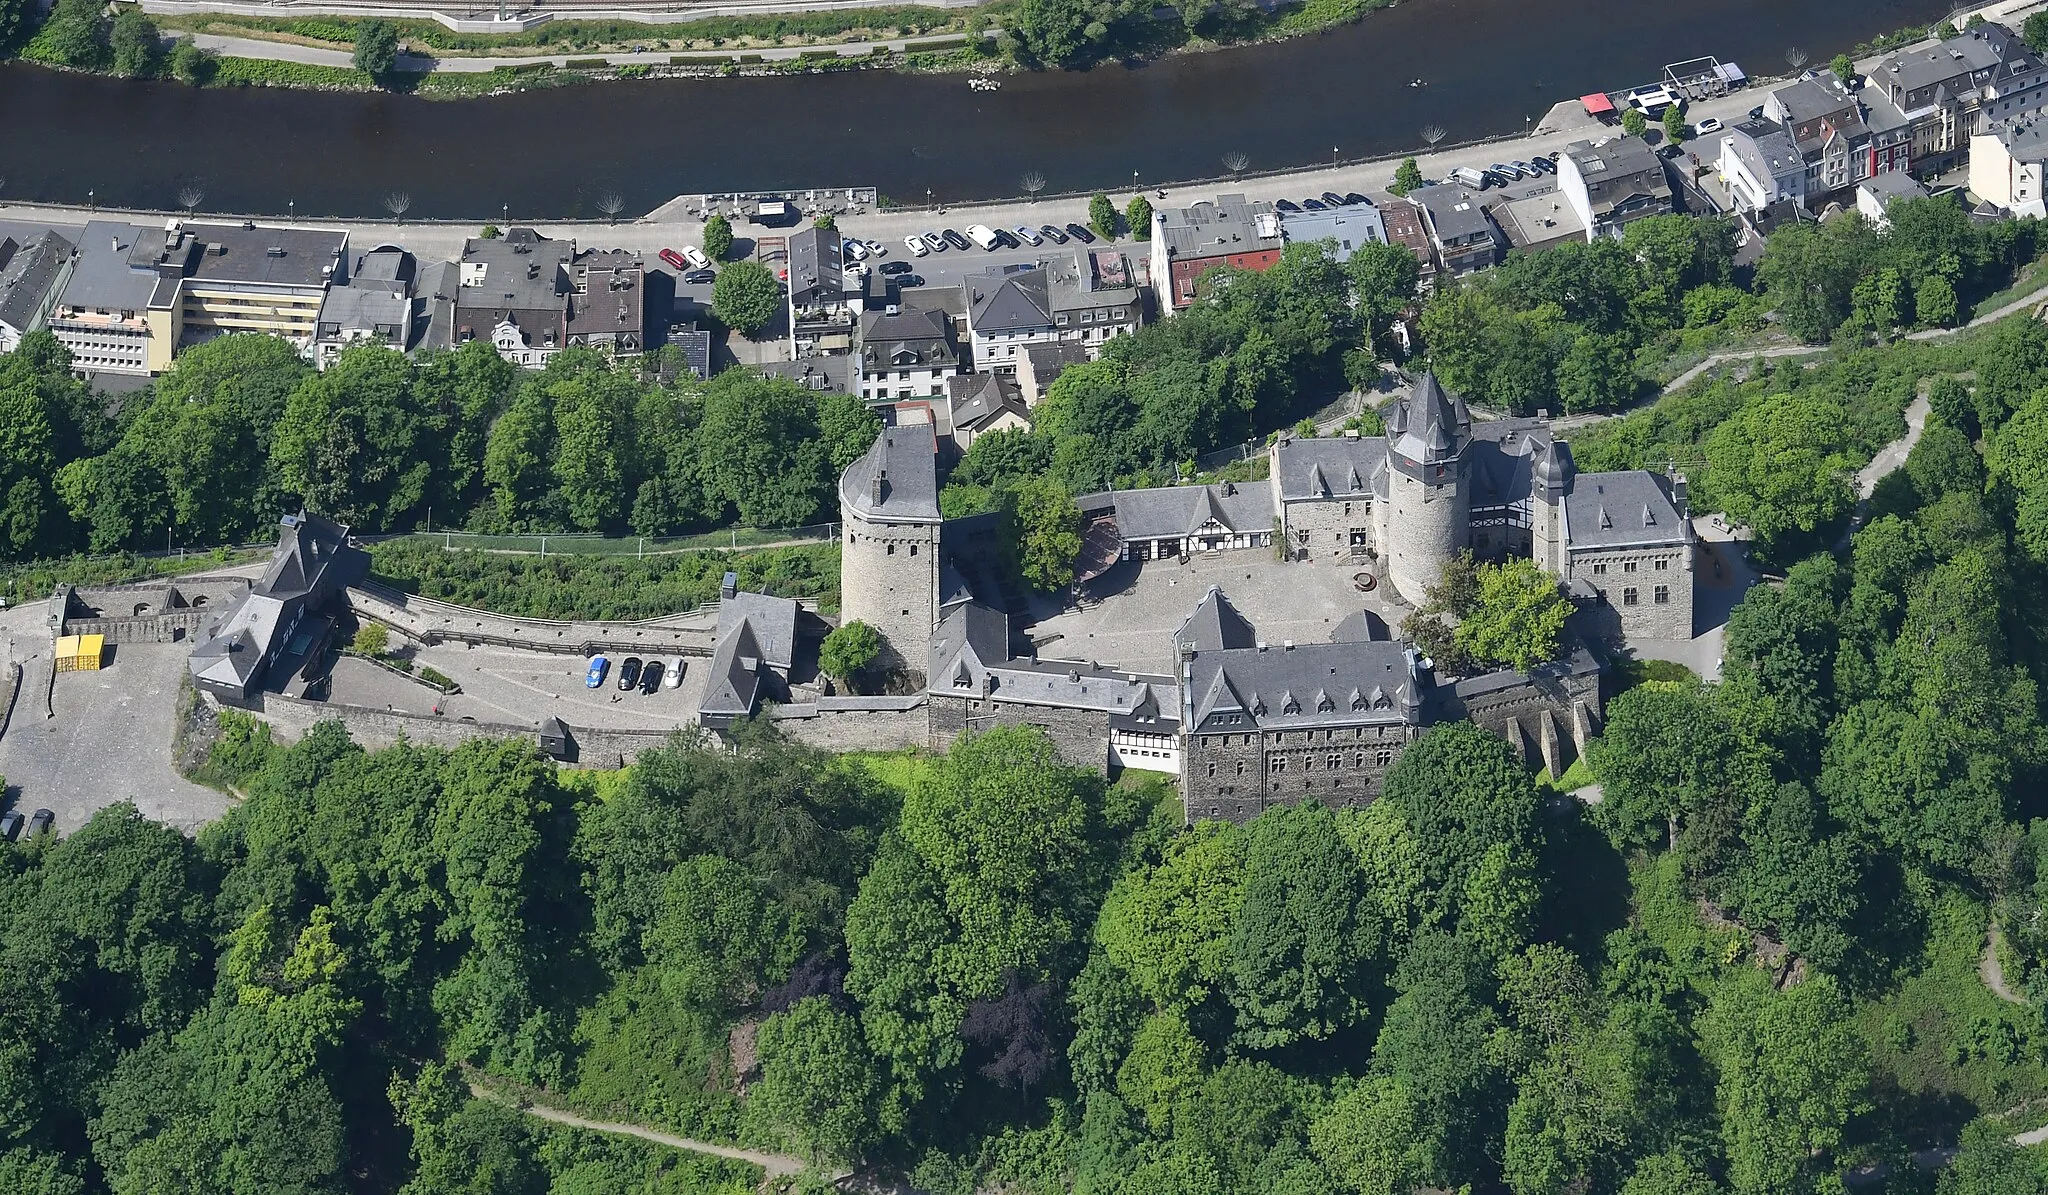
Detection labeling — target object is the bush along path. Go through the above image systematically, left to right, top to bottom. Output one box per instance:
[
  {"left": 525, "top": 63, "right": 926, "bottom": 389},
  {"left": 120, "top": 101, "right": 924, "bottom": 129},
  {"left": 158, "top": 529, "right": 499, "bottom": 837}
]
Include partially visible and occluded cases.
[{"left": 466, "top": 1082, "right": 836, "bottom": 1181}]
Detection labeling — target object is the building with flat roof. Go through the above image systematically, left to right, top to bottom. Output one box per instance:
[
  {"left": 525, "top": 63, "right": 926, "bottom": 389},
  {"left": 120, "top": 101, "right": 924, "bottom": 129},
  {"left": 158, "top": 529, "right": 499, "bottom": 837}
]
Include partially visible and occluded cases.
[
  {"left": 1972, "top": 114, "right": 2048, "bottom": 217},
  {"left": 1556, "top": 136, "right": 1674, "bottom": 241},
  {"left": 1407, "top": 185, "right": 1500, "bottom": 274},
  {"left": 1150, "top": 193, "right": 1284, "bottom": 311},
  {"left": 1278, "top": 202, "right": 1387, "bottom": 260},
  {"left": 177, "top": 222, "right": 348, "bottom": 350},
  {"left": 0, "top": 230, "right": 76, "bottom": 353}
]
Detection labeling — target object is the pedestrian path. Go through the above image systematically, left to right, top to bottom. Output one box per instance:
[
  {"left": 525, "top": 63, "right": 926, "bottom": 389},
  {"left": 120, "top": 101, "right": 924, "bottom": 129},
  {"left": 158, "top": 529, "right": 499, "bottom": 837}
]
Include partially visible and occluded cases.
[
  {"left": 187, "top": 28, "right": 983, "bottom": 73},
  {"left": 467, "top": 1082, "right": 837, "bottom": 1180}
]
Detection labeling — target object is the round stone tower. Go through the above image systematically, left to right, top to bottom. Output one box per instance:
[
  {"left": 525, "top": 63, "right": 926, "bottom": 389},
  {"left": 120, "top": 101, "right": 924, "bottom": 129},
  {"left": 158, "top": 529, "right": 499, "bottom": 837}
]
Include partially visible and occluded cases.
[
  {"left": 1383, "top": 372, "right": 1472, "bottom": 607},
  {"left": 838, "top": 423, "right": 943, "bottom": 683}
]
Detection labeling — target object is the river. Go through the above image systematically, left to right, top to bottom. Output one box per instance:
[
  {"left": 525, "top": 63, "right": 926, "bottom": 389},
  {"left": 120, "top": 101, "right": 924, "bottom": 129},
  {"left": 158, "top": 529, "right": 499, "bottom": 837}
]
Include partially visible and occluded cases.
[{"left": 0, "top": 0, "right": 1955, "bottom": 218}]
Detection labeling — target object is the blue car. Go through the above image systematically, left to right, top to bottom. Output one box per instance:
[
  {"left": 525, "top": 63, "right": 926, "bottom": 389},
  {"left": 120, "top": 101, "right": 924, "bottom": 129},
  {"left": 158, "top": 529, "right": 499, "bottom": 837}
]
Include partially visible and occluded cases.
[{"left": 585, "top": 656, "right": 609, "bottom": 688}]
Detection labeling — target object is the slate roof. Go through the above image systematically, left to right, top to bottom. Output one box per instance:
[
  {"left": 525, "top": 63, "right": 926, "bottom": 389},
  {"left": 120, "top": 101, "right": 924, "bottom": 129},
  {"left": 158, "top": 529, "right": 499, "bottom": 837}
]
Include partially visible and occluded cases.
[
  {"left": 1877, "top": 23, "right": 2039, "bottom": 102},
  {"left": 1770, "top": 72, "right": 1859, "bottom": 126},
  {"left": 1992, "top": 113, "right": 2048, "bottom": 159},
  {"left": 1724, "top": 119, "right": 1804, "bottom": 181},
  {"left": 1860, "top": 170, "right": 1932, "bottom": 204},
  {"left": 1409, "top": 185, "right": 1497, "bottom": 243},
  {"left": 1156, "top": 194, "right": 1285, "bottom": 262},
  {"left": 788, "top": 226, "right": 845, "bottom": 308},
  {"left": 0, "top": 229, "right": 73, "bottom": 333},
  {"left": 563, "top": 250, "right": 645, "bottom": 341},
  {"left": 1044, "top": 251, "right": 1138, "bottom": 315},
  {"left": 965, "top": 265, "right": 1053, "bottom": 334},
  {"left": 315, "top": 285, "right": 410, "bottom": 345},
  {"left": 860, "top": 305, "right": 953, "bottom": 370},
  {"left": 758, "top": 354, "right": 856, "bottom": 394},
  {"left": 946, "top": 372, "right": 1027, "bottom": 433},
  {"left": 1389, "top": 372, "right": 1471, "bottom": 467},
  {"left": 841, "top": 423, "right": 941, "bottom": 522},
  {"left": 1272, "top": 434, "right": 1385, "bottom": 502},
  {"left": 1561, "top": 470, "right": 1691, "bottom": 550},
  {"left": 1086, "top": 481, "right": 1274, "bottom": 541},
  {"left": 255, "top": 511, "right": 367, "bottom": 600},
  {"left": 188, "top": 512, "right": 365, "bottom": 696},
  {"left": 1173, "top": 586, "right": 1258, "bottom": 653},
  {"left": 718, "top": 590, "right": 798, "bottom": 672},
  {"left": 699, "top": 618, "right": 767, "bottom": 724},
  {"left": 1183, "top": 634, "right": 1423, "bottom": 732}
]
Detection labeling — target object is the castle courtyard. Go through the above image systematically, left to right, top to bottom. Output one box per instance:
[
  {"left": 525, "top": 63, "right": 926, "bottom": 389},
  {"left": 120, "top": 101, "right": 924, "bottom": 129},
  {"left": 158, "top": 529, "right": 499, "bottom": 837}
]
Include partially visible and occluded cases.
[{"left": 1023, "top": 550, "right": 1407, "bottom": 678}]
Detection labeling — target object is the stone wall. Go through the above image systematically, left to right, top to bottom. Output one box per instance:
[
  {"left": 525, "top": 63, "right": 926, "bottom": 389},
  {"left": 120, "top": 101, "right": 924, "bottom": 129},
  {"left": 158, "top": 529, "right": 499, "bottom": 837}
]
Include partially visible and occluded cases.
[
  {"left": 1383, "top": 462, "right": 1469, "bottom": 607},
  {"left": 1280, "top": 496, "right": 1378, "bottom": 565},
  {"left": 836, "top": 512, "right": 939, "bottom": 681},
  {"left": 1565, "top": 546, "right": 1694, "bottom": 641},
  {"left": 57, "top": 578, "right": 252, "bottom": 644},
  {"left": 349, "top": 583, "right": 718, "bottom": 657},
  {"left": 63, "top": 613, "right": 209, "bottom": 644},
  {"left": 1444, "top": 666, "right": 1601, "bottom": 776},
  {"left": 255, "top": 692, "right": 539, "bottom": 752},
  {"left": 928, "top": 695, "right": 1108, "bottom": 769},
  {"left": 769, "top": 697, "right": 928, "bottom": 753},
  {"left": 1183, "top": 721, "right": 1408, "bottom": 824}
]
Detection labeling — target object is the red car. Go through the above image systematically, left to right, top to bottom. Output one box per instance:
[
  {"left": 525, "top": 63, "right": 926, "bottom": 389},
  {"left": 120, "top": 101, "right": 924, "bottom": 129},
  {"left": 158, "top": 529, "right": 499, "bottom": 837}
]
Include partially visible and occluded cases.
[{"left": 659, "top": 248, "right": 687, "bottom": 271}]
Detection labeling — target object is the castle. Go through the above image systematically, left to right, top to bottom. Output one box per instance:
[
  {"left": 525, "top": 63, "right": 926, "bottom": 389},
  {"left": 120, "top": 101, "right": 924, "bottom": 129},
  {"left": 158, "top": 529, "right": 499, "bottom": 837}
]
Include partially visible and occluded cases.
[{"left": 836, "top": 373, "right": 1695, "bottom": 822}]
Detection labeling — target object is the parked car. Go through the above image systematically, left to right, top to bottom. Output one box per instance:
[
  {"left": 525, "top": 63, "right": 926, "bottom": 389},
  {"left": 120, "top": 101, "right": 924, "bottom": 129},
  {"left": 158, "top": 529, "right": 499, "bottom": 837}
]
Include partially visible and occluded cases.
[
  {"left": 1748, "top": 105, "right": 1766, "bottom": 121},
  {"left": 1693, "top": 117, "right": 1724, "bottom": 135},
  {"left": 1658, "top": 143, "right": 1685, "bottom": 160},
  {"left": 1527, "top": 157, "right": 1555, "bottom": 174},
  {"left": 1511, "top": 160, "right": 1537, "bottom": 176},
  {"left": 1489, "top": 162, "right": 1522, "bottom": 179},
  {"left": 1451, "top": 166, "right": 1490, "bottom": 189},
  {"left": 1322, "top": 191, "right": 1348, "bottom": 207},
  {"left": 1344, "top": 192, "right": 1371, "bottom": 205},
  {"left": 1274, "top": 198, "right": 1301, "bottom": 212},
  {"left": 1302, "top": 198, "right": 1327, "bottom": 211},
  {"left": 1065, "top": 223, "right": 1096, "bottom": 243},
  {"left": 1041, "top": 224, "right": 1070, "bottom": 244},
  {"left": 1014, "top": 225, "right": 1043, "bottom": 245},
  {"left": 943, "top": 228, "right": 972, "bottom": 250},
  {"left": 994, "top": 229, "right": 1020, "bottom": 249},
  {"left": 923, "top": 231, "right": 948, "bottom": 253},
  {"left": 905, "top": 234, "right": 929, "bottom": 257},
  {"left": 843, "top": 238, "right": 869, "bottom": 261},
  {"left": 864, "top": 239, "right": 886, "bottom": 256},
  {"left": 681, "top": 245, "right": 710, "bottom": 269},
  {"left": 659, "top": 248, "right": 687, "bottom": 271},
  {"left": 882, "top": 260, "right": 914, "bottom": 275},
  {"left": 683, "top": 268, "right": 717, "bottom": 284},
  {"left": 897, "top": 274, "right": 925, "bottom": 288},
  {"left": 585, "top": 656, "right": 610, "bottom": 688},
  {"left": 618, "top": 657, "right": 642, "bottom": 690},
  {"left": 640, "top": 659, "right": 664, "bottom": 693},
  {"left": 663, "top": 659, "right": 686, "bottom": 688},
  {"left": 26, "top": 810, "right": 52, "bottom": 839},
  {"left": 0, "top": 811, "right": 20, "bottom": 843}
]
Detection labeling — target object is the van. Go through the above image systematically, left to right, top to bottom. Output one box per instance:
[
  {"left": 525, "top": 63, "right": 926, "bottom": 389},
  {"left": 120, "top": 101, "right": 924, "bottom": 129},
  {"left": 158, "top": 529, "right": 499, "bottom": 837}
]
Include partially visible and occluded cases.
[
  {"left": 1450, "top": 166, "right": 1489, "bottom": 190},
  {"left": 965, "top": 224, "right": 1001, "bottom": 251}
]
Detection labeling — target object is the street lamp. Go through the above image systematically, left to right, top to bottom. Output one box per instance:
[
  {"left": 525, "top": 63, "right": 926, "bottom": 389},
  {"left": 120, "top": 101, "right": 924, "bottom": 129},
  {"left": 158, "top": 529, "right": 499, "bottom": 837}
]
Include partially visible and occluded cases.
[
  {"left": 1333, "top": 145, "right": 1339, "bottom": 165},
  {"left": 1132, "top": 169, "right": 1139, "bottom": 191},
  {"left": 87, "top": 188, "right": 94, "bottom": 209},
  {"left": 289, "top": 199, "right": 295, "bottom": 221},
  {"left": 503, "top": 202, "right": 509, "bottom": 224}
]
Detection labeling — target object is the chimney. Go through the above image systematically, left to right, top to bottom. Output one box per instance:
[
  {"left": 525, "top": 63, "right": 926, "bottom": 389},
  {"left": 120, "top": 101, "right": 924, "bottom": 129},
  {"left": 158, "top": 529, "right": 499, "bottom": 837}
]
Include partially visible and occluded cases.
[
  {"left": 870, "top": 468, "right": 888, "bottom": 504},
  {"left": 1671, "top": 471, "right": 1690, "bottom": 516},
  {"left": 720, "top": 570, "right": 738, "bottom": 600}
]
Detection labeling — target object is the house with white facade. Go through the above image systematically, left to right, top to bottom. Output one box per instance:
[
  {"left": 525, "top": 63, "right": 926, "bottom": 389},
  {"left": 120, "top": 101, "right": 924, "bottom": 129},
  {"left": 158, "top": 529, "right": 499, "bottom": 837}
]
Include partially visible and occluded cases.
[
  {"left": 1971, "top": 115, "right": 2048, "bottom": 217},
  {"left": 1718, "top": 119, "right": 1808, "bottom": 212},
  {"left": 1555, "top": 135, "right": 1673, "bottom": 241},
  {"left": 964, "top": 251, "right": 1140, "bottom": 372},
  {"left": 858, "top": 299, "right": 958, "bottom": 404}
]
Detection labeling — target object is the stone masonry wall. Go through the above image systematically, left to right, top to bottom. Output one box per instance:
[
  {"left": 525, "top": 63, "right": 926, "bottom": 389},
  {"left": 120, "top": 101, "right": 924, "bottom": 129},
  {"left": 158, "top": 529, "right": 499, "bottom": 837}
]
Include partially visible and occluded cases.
[
  {"left": 1384, "top": 464, "right": 1469, "bottom": 607},
  {"left": 1281, "top": 496, "right": 1378, "bottom": 565},
  {"left": 836, "top": 510, "right": 939, "bottom": 681},
  {"left": 1566, "top": 546, "right": 1694, "bottom": 641},
  {"left": 927, "top": 695, "right": 1108, "bottom": 770}
]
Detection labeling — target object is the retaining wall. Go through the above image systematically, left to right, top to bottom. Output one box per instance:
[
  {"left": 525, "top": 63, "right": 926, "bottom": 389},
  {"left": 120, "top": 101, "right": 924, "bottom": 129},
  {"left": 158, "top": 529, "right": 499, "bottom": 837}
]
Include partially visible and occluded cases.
[{"left": 350, "top": 584, "right": 718, "bottom": 658}]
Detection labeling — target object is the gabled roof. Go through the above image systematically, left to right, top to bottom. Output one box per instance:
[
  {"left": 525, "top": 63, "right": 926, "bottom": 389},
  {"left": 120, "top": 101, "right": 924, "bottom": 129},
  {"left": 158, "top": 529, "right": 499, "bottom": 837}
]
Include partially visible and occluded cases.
[
  {"left": 0, "top": 229, "right": 73, "bottom": 334},
  {"left": 965, "top": 266, "right": 1053, "bottom": 334},
  {"left": 946, "top": 372, "right": 1028, "bottom": 433},
  {"left": 1273, "top": 434, "right": 1386, "bottom": 501},
  {"left": 1561, "top": 471, "right": 1691, "bottom": 550},
  {"left": 1089, "top": 481, "right": 1275, "bottom": 541},
  {"left": 1174, "top": 586, "right": 1258, "bottom": 654},
  {"left": 718, "top": 589, "right": 798, "bottom": 672},
  {"left": 928, "top": 601, "right": 1010, "bottom": 689},
  {"left": 699, "top": 618, "right": 766, "bottom": 721}
]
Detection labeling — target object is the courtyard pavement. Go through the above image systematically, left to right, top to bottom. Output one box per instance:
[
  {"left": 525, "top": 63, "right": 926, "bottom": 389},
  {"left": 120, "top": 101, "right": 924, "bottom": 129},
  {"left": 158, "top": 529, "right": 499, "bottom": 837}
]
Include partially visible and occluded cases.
[
  {"left": 1025, "top": 551, "right": 1402, "bottom": 678},
  {"left": 329, "top": 641, "right": 708, "bottom": 732}
]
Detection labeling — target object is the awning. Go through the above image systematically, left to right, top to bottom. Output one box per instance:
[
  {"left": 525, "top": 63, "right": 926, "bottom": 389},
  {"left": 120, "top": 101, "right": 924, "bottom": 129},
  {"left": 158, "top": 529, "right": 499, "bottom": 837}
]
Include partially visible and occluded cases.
[{"left": 1581, "top": 92, "right": 1616, "bottom": 115}]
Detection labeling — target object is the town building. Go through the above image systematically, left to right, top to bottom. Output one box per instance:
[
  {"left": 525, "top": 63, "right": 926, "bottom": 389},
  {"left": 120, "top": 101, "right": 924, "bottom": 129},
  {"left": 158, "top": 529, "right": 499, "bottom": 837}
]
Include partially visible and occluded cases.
[
  {"left": 1870, "top": 21, "right": 2048, "bottom": 175},
  {"left": 1760, "top": 69, "right": 1914, "bottom": 196},
  {"left": 1971, "top": 114, "right": 2048, "bottom": 217},
  {"left": 1718, "top": 119, "right": 1809, "bottom": 212},
  {"left": 1555, "top": 135, "right": 1674, "bottom": 241},
  {"left": 1856, "top": 169, "right": 1934, "bottom": 225},
  {"left": 1407, "top": 184, "right": 1500, "bottom": 274},
  {"left": 1150, "top": 193, "right": 1285, "bottom": 311},
  {"left": 1378, "top": 198, "right": 1438, "bottom": 283},
  {"left": 1277, "top": 201, "right": 1387, "bottom": 260},
  {"left": 49, "top": 219, "right": 346, "bottom": 375},
  {"left": 787, "top": 226, "right": 856, "bottom": 357},
  {"left": 454, "top": 228, "right": 646, "bottom": 368},
  {"left": 0, "top": 230, "right": 76, "bottom": 354},
  {"left": 311, "top": 245, "right": 417, "bottom": 369},
  {"left": 1046, "top": 250, "right": 1141, "bottom": 350},
  {"left": 964, "top": 251, "right": 1139, "bottom": 371},
  {"left": 964, "top": 263, "right": 1052, "bottom": 372},
  {"left": 858, "top": 300, "right": 958, "bottom": 404},
  {"left": 1015, "top": 341, "right": 1088, "bottom": 407},
  {"left": 757, "top": 354, "right": 858, "bottom": 397},
  {"left": 935, "top": 372, "right": 1029, "bottom": 451},
  {"left": 837, "top": 422, "right": 945, "bottom": 680},
  {"left": 188, "top": 511, "right": 368, "bottom": 706},
  {"left": 698, "top": 574, "right": 801, "bottom": 730}
]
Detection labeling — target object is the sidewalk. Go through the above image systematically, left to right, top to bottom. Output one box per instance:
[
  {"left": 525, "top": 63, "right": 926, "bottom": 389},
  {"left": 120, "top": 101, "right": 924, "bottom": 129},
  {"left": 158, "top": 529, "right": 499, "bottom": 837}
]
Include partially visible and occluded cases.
[{"left": 186, "top": 29, "right": 984, "bottom": 73}]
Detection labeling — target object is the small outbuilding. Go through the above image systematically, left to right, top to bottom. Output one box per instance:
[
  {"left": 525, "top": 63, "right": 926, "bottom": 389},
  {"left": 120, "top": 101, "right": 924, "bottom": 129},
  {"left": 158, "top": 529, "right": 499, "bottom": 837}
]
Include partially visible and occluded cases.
[
  {"left": 53, "top": 633, "right": 104, "bottom": 672},
  {"left": 538, "top": 716, "right": 573, "bottom": 761}
]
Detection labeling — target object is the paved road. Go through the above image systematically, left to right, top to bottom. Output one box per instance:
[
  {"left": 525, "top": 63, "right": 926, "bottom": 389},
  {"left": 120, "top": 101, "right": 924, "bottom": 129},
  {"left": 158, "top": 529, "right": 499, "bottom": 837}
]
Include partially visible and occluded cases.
[{"left": 186, "top": 29, "right": 985, "bottom": 72}]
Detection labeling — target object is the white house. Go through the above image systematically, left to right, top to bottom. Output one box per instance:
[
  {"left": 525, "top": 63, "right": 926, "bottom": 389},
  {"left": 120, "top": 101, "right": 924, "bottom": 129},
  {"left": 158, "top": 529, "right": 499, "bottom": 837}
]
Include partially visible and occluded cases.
[
  {"left": 1971, "top": 117, "right": 2048, "bottom": 218},
  {"left": 1718, "top": 120, "right": 1808, "bottom": 213}
]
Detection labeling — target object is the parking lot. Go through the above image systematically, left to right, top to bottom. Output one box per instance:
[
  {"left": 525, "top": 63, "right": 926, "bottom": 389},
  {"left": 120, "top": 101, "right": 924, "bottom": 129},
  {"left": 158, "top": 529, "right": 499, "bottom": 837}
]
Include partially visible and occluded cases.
[
  {"left": 1026, "top": 552, "right": 1402, "bottom": 677},
  {"left": 0, "top": 632, "right": 232, "bottom": 836},
  {"left": 327, "top": 642, "right": 708, "bottom": 733}
]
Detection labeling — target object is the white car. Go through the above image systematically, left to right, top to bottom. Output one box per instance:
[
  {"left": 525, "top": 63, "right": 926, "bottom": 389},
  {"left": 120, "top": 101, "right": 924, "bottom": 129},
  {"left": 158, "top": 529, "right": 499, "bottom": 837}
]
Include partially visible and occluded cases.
[
  {"left": 1693, "top": 117, "right": 1724, "bottom": 136},
  {"left": 1014, "top": 225, "right": 1043, "bottom": 246},
  {"left": 904, "top": 234, "right": 929, "bottom": 257},
  {"left": 843, "top": 237, "right": 868, "bottom": 261},
  {"left": 864, "top": 239, "right": 886, "bottom": 257},
  {"left": 681, "top": 244, "right": 710, "bottom": 269},
  {"left": 663, "top": 658, "right": 685, "bottom": 688}
]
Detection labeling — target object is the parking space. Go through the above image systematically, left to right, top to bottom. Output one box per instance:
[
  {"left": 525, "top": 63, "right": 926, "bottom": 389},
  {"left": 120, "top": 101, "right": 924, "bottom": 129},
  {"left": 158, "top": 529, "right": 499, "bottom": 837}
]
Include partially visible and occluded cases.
[
  {"left": 1025, "top": 553, "right": 1401, "bottom": 677},
  {"left": 0, "top": 637, "right": 232, "bottom": 836},
  {"left": 351, "top": 642, "right": 708, "bottom": 732}
]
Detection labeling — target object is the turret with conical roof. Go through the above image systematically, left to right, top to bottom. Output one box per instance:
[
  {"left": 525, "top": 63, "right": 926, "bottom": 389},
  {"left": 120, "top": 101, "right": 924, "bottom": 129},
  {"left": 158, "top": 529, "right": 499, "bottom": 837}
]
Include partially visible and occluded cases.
[
  {"left": 1381, "top": 372, "right": 1473, "bottom": 606},
  {"left": 1531, "top": 438, "right": 1574, "bottom": 575}
]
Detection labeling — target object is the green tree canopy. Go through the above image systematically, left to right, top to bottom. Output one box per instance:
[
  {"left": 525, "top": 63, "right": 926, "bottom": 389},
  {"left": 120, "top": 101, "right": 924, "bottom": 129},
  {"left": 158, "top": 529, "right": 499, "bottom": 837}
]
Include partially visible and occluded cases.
[{"left": 711, "top": 260, "right": 783, "bottom": 337}]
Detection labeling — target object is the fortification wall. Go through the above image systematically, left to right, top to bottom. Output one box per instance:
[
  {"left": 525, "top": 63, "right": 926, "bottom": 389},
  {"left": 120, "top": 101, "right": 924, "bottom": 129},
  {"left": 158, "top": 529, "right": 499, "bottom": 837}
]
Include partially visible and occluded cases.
[
  {"left": 836, "top": 507, "right": 939, "bottom": 681},
  {"left": 349, "top": 583, "right": 718, "bottom": 657},
  {"left": 927, "top": 695, "right": 1108, "bottom": 769},
  {"left": 769, "top": 697, "right": 928, "bottom": 753}
]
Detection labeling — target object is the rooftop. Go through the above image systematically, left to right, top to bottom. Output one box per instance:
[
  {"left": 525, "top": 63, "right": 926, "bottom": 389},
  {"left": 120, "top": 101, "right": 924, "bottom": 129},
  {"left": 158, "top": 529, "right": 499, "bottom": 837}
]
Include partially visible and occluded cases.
[
  {"left": 1408, "top": 184, "right": 1496, "bottom": 243},
  {"left": 1157, "top": 193, "right": 1285, "bottom": 261},
  {"left": 59, "top": 221, "right": 178, "bottom": 311},
  {"left": 184, "top": 222, "right": 347, "bottom": 288},
  {"left": 0, "top": 229, "right": 75, "bottom": 332},
  {"left": 966, "top": 264, "right": 1052, "bottom": 333},
  {"left": 841, "top": 423, "right": 941, "bottom": 523},
  {"left": 1561, "top": 470, "right": 1690, "bottom": 550},
  {"left": 1083, "top": 480, "right": 1274, "bottom": 541}
]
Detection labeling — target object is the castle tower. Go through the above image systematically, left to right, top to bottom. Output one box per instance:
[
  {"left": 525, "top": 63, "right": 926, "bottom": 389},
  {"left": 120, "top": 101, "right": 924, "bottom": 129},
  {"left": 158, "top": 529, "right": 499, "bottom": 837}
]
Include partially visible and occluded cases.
[
  {"left": 1382, "top": 373, "right": 1472, "bottom": 606},
  {"left": 838, "top": 424, "right": 943, "bottom": 683},
  {"left": 1530, "top": 438, "right": 1574, "bottom": 577}
]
